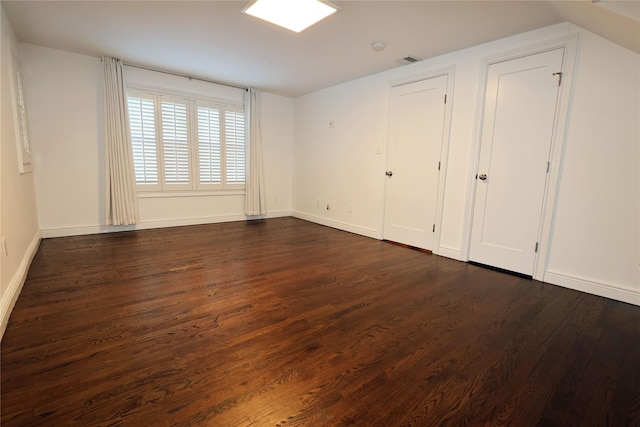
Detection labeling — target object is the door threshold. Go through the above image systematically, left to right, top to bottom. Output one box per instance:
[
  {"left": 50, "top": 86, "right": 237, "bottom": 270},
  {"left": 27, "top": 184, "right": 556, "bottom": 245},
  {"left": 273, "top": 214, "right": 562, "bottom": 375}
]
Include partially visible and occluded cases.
[
  {"left": 383, "top": 240, "right": 432, "bottom": 254},
  {"left": 468, "top": 261, "right": 532, "bottom": 279}
]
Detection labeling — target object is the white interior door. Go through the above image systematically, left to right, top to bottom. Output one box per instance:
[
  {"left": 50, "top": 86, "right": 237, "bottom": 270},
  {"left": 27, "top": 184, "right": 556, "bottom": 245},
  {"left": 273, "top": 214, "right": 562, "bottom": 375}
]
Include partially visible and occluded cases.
[
  {"left": 469, "top": 48, "right": 564, "bottom": 275},
  {"left": 383, "top": 75, "right": 447, "bottom": 250}
]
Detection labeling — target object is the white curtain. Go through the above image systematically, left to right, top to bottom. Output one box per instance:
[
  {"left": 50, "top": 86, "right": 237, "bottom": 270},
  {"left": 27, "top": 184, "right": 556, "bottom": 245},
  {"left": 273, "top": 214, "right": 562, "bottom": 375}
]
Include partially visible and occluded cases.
[
  {"left": 103, "top": 56, "right": 139, "bottom": 225},
  {"left": 244, "top": 87, "right": 267, "bottom": 216}
]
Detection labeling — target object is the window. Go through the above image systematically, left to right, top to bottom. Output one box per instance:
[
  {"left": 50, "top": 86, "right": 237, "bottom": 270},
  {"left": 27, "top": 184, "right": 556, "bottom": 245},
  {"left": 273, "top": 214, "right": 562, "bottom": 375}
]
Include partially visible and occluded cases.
[
  {"left": 11, "top": 53, "right": 32, "bottom": 173},
  {"left": 127, "top": 90, "right": 245, "bottom": 192},
  {"left": 127, "top": 95, "right": 158, "bottom": 184},
  {"left": 160, "top": 98, "right": 190, "bottom": 187},
  {"left": 197, "top": 104, "right": 221, "bottom": 184},
  {"left": 224, "top": 110, "right": 246, "bottom": 184}
]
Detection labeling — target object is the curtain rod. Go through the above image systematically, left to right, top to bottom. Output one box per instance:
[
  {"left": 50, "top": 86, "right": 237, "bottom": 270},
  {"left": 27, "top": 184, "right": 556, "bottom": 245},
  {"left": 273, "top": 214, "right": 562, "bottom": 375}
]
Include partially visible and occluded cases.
[{"left": 121, "top": 61, "right": 248, "bottom": 91}]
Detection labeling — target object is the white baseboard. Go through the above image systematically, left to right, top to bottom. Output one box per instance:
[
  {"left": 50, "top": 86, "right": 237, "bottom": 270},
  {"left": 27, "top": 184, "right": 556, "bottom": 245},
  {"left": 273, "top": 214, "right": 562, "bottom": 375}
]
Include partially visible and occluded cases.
[
  {"left": 40, "top": 211, "right": 293, "bottom": 238},
  {"left": 292, "top": 211, "right": 379, "bottom": 239},
  {"left": 137, "top": 214, "right": 247, "bottom": 230},
  {"left": 41, "top": 224, "right": 130, "bottom": 238},
  {"left": 1, "top": 231, "right": 41, "bottom": 340},
  {"left": 435, "top": 246, "right": 464, "bottom": 261},
  {"left": 544, "top": 270, "right": 640, "bottom": 306}
]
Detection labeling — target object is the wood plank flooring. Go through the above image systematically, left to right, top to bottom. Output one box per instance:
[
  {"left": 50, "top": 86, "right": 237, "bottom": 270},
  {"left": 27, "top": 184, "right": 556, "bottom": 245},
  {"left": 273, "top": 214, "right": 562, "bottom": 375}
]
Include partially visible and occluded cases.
[{"left": 2, "top": 217, "right": 639, "bottom": 426}]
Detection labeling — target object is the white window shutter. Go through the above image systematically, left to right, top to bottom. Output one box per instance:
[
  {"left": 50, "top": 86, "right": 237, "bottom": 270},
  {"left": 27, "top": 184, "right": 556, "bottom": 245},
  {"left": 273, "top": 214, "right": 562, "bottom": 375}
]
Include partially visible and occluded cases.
[
  {"left": 127, "top": 90, "right": 245, "bottom": 192},
  {"left": 127, "top": 95, "right": 158, "bottom": 185},
  {"left": 161, "top": 99, "right": 190, "bottom": 186},
  {"left": 197, "top": 105, "right": 222, "bottom": 185},
  {"left": 224, "top": 109, "right": 246, "bottom": 184}
]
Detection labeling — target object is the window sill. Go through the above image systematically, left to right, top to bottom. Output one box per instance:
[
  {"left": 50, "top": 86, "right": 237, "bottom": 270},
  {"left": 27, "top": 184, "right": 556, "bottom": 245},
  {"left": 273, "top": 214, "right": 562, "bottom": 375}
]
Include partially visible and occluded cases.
[{"left": 138, "top": 190, "right": 245, "bottom": 199}]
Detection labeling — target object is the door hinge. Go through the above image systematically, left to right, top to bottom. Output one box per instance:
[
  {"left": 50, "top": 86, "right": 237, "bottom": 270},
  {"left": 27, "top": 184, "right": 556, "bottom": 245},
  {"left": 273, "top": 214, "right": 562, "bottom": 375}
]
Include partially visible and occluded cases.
[
  {"left": 553, "top": 72, "right": 563, "bottom": 86},
  {"left": 444, "top": 94, "right": 447, "bottom": 104},
  {"left": 438, "top": 161, "right": 441, "bottom": 171},
  {"left": 546, "top": 161, "right": 550, "bottom": 173},
  {"left": 433, "top": 224, "right": 436, "bottom": 233},
  {"left": 535, "top": 242, "right": 539, "bottom": 253}
]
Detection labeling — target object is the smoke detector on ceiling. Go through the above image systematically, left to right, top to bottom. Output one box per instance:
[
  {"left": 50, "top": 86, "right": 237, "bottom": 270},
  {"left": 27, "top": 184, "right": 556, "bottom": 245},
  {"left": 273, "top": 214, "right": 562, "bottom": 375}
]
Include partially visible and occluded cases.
[{"left": 371, "top": 42, "right": 385, "bottom": 52}]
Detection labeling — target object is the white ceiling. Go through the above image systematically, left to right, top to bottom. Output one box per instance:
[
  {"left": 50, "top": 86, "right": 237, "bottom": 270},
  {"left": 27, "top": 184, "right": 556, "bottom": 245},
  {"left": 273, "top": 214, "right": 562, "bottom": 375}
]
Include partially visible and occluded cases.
[{"left": 3, "top": 0, "right": 639, "bottom": 97}]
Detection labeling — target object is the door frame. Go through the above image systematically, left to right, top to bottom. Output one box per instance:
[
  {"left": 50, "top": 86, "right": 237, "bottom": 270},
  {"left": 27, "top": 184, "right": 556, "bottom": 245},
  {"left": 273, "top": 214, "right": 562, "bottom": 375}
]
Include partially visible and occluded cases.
[
  {"left": 462, "top": 34, "right": 579, "bottom": 281},
  {"left": 381, "top": 66, "right": 455, "bottom": 254}
]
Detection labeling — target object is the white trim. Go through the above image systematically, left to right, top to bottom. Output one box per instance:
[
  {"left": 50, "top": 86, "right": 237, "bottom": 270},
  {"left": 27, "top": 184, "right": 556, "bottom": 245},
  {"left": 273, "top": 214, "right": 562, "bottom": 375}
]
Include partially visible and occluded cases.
[
  {"left": 462, "top": 33, "right": 580, "bottom": 276},
  {"left": 533, "top": 34, "right": 580, "bottom": 281},
  {"left": 460, "top": 48, "right": 491, "bottom": 262},
  {"left": 388, "top": 65, "right": 454, "bottom": 89},
  {"left": 382, "top": 67, "right": 456, "bottom": 251},
  {"left": 433, "top": 67, "right": 455, "bottom": 255},
  {"left": 376, "top": 80, "right": 392, "bottom": 241},
  {"left": 138, "top": 190, "right": 245, "bottom": 198},
  {"left": 248, "top": 210, "right": 288, "bottom": 218},
  {"left": 41, "top": 211, "right": 293, "bottom": 238},
  {"left": 292, "top": 211, "right": 379, "bottom": 239},
  {"left": 140, "top": 214, "right": 247, "bottom": 230},
  {"left": 41, "top": 225, "right": 125, "bottom": 238},
  {"left": 1, "top": 231, "right": 41, "bottom": 340},
  {"left": 435, "top": 246, "right": 464, "bottom": 261},
  {"left": 544, "top": 270, "right": 640, "bottom": 306}
]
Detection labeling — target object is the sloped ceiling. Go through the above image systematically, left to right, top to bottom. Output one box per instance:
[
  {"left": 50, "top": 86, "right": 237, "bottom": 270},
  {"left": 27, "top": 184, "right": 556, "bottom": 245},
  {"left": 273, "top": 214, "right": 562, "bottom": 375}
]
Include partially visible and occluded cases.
[
  {"left": 2, "top": 0, "right": 638, "bottom": 97},
  {"left": 552, "top": 0, "right": 639, "bottom": 52}
]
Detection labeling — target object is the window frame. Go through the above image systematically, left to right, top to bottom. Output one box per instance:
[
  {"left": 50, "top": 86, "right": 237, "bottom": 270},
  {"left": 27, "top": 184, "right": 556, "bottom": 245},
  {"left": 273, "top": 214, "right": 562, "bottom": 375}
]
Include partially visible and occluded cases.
[
  {"left": 10, "top": 52, "right": 33, "bottom": 174},
  {"left": 126, "top": 87, "right": 246, "bottom": 194}
]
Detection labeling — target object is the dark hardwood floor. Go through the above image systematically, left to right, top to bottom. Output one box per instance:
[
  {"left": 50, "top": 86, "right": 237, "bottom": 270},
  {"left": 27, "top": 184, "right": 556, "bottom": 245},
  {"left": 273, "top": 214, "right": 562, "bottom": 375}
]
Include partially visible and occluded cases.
[{"left": 2, "top": 217, "right": 639, "bottom": 426}]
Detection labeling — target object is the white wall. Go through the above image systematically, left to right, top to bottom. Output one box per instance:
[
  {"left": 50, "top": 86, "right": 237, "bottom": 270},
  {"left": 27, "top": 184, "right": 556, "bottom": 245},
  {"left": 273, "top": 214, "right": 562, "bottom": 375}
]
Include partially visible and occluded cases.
[
  {"left": 0, "top": 6, "right": 41, "bottom": 338},
  {"left": 11, "top": 21, "right": 640, "bottom": 307},
  {"left": 293, "top": 22, "right": 639, "bottom": 305},
  {"left": 293, "top": 23, "right": 577, "bottom": 255},
  {"left": 544, "top": 30, "right": 640, "bottom": 302},
  {"left": 20, "top": 43, "right": 294, "bottom": 237},
  {"left": 21, "top": 45, "right": 104, "bottom": 233},
  {"left": 293, "top": 75, "right": 390, "bottom": 238},
  {"left": 262, "top": 92, "right": 293, "bottom": 215}
]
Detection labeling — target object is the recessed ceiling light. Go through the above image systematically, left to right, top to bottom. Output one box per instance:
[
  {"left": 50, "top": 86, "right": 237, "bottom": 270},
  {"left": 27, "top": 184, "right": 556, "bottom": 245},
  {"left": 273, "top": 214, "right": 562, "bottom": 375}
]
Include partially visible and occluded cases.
[{"left": 242, "top": 0, "right": 340, "bottom": 33}]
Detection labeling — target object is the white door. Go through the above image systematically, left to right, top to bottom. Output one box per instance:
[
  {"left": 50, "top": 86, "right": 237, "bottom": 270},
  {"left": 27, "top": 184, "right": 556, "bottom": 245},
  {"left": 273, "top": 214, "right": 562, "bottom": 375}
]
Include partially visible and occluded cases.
[
  {"left": 469, "top": 48, "right": 564, "bottom": 275},
  {"left": 383, "top": 75, "right": 447, "bottom": 250}
]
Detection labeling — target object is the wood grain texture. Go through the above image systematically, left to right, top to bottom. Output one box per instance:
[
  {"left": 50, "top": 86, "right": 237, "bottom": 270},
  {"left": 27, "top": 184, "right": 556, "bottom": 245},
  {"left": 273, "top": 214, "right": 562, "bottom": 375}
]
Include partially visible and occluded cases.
[{"left": 2, "top": 217, "right": 639, "bottom": 426}]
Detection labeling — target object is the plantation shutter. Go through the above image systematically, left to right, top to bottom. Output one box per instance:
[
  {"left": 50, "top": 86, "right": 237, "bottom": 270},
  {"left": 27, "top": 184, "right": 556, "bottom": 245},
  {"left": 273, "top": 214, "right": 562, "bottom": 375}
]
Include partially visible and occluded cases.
[
  {"left": 126, "top": 90, "right": 246, "bottom": 191},
  {"left": 127, "top": 95, "right": 158, "bottom": 186},
  {"left": 161, "top": 98, "right": 190, "bottom": 186},
  {"left": 197, "top": 105, "right": 222, "bottom": 185},
  {"left": 224, "top": 109, "right": 246, "bottom": 185}
]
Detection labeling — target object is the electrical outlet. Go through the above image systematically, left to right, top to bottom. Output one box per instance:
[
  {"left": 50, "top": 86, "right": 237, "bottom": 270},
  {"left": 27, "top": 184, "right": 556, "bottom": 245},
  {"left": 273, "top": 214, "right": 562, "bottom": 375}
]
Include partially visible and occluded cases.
[
  {"left": 329, "top": 120, "right": 335, "bottom": 128},
  {"left": 273, "top": 195, "right": 278, "bottom": 203},
  {"left": 316, "top": 199, "right": 320, "bottom": 207},
  {"left": 348, "top": 205, "right": 353, "bottom": 214}
]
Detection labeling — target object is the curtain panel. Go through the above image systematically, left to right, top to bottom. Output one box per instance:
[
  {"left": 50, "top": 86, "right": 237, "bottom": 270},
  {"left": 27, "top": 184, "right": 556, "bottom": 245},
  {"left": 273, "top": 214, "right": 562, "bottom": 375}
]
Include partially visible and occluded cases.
[
  {"left": 103, "top": 56, "right": 139, "bottom": 225},
  {"left": 244, "top": 87, "right": 267, "bottom": 216}
]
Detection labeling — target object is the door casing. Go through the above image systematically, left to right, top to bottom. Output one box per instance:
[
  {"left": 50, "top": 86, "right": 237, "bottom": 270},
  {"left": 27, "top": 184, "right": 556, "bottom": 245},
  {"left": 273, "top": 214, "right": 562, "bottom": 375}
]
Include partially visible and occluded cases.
[
  {"left": 463, "top": 34, "right": 579, "bottom": 281},
  {"left": 381, "top": 67, "right": 455, "bottom": 253}
]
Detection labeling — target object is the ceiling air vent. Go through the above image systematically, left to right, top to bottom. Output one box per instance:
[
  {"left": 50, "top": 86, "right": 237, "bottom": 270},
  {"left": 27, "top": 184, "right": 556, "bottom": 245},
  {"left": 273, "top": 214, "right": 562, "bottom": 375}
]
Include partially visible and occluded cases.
[{"left": 398, "top": 55, "right": 422, "bottom": 66}]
